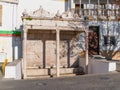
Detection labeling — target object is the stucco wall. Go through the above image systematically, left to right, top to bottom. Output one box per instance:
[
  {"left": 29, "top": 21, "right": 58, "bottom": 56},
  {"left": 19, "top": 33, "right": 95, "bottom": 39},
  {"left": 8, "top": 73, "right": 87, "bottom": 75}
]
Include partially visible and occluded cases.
[
  {"left": 0, "top": 2, "right": 22, "bottom": 62},
  {"left": 0, "top": 2, "right": 17, "bottom": 30},
  {"left": 79, "top": 21, "right": 120, "bottom": 60},
  {"left": 88, "top": 21, "right": 120, "bottom": 51},
  {"left": 89, "top": 21, "right": 120, "bottom": 60},
  {"left": 0, "top": 36, "right": 22, "bottom": 62}
]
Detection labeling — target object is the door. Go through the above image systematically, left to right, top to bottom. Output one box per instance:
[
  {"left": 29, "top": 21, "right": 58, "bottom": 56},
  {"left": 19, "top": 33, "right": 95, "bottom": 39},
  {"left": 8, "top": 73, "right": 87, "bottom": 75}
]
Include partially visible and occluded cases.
[{"left": 88, "top": 26, "right": 99, "bottom": 55}]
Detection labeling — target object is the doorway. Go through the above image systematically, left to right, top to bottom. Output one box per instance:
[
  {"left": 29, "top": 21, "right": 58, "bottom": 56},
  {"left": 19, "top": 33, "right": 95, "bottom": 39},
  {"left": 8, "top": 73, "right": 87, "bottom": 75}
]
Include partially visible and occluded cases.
[{"left": 88, "top": 26, "right": 99, "bottom": 55}]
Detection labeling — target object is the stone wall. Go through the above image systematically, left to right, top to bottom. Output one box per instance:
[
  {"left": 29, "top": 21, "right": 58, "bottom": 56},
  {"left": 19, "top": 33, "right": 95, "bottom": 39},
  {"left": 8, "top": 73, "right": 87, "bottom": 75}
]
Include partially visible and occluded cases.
[{"left": 26, "top": 30, "right": 81, "bottom": 68}]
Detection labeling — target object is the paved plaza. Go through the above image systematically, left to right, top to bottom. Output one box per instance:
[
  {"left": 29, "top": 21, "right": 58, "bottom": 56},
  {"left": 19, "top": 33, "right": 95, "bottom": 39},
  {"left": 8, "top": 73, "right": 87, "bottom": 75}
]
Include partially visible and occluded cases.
[{"left": 0, "top": 72, "right": 120, "bottom": 90}]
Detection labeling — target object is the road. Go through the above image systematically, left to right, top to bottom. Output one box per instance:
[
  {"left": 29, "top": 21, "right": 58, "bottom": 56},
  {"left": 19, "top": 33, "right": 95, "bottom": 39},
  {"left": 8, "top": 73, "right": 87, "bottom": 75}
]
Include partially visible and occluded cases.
[{"left": 0, "top": 72, "right": 120, "bottom": 90}]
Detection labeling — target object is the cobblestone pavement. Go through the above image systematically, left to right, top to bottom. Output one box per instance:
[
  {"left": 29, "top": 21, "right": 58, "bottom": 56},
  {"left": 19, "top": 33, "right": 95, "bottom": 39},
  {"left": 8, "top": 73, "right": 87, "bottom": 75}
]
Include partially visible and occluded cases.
[{"left": 0, "top": 72, "right": 120, "bottom": 90}]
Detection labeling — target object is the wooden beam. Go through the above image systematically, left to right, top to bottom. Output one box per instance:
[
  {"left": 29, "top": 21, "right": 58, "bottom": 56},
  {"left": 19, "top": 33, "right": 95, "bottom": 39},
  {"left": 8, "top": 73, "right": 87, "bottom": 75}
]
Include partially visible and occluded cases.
[{"left": 56, "top": 27, "right": 60, "bottom": 77}]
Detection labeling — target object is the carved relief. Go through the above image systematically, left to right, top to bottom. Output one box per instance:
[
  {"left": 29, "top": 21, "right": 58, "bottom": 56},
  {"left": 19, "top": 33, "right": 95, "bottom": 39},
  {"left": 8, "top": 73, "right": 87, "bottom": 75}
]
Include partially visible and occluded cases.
[
  {"left": 22, "top": 6, "right": 81, "bottom": 19},
  {"left": 22, "top": 6, "right": 54, "bottom": 18},
  {"left": 32, "top": 6, "right": 51, "bottom": 17}
]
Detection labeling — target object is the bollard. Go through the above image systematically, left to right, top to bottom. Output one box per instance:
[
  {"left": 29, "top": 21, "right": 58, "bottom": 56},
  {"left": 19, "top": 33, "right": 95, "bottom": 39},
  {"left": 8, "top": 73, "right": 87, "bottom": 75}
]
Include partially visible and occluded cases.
[{"left": 2, "top": 59, "right": 8, "bottom": 76}]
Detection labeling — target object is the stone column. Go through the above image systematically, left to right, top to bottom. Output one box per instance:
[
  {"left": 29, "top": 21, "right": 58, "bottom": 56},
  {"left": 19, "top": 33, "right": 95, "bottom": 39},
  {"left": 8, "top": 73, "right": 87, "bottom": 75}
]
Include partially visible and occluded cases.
[
  {"left": 23, "top": 26, "right": 28, "bottom": 79},
  {"left": 56, "top": 28, "right": 60, "bottom": 77},
  {"left": 85, "top": 31, "right": 89, "bottom": 74}
]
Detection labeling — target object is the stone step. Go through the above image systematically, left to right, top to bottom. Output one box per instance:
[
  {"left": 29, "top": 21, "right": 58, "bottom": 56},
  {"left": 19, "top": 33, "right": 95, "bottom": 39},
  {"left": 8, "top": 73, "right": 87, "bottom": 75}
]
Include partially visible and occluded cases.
[
  {"left": 26, "top": 68, "right": 84, "bottom": 76},
  {"left": 26, "top": 68, "right": 49, "bottom": 76},
  {"left": 50, "top": 68, "right": 82, "bottom": 75},
  {"left": 26, "top": 73, "right": 77, "bottom": 79},
  {"left": 52, "top": 73, "right": 77, "bottom": 78},
  {"left": 26, "top": 75, "right": 50, "bottom": 79}
]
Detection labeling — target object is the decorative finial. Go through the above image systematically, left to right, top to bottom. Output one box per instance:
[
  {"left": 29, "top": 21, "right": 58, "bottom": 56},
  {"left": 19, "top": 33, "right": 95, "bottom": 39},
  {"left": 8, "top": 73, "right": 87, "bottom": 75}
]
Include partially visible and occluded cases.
[
  {"left": 39, "top": 5, "right": 43, "bottom": 11},
  {"left": 22, "top": 9, "right": 28, "bottom": 16},
  {"left": 55, "top": 10, "right": 62, "bottom": 18}
]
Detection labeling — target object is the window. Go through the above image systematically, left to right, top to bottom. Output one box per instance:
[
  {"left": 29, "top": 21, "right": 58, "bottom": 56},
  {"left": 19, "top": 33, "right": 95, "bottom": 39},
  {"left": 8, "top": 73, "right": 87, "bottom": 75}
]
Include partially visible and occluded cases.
[
  {"left": 75, "top": 4, "right": 80, "bottom": 14},
  {"left": 81, "top": 4, "right": 84, "bottom": 9},
  {"left": 104, "top": 36, "right": 116, "bottom": 46},
  {"left": 104, "top": 36, "right": 109, "bottom": 45},
  {"left": 110, "top": 36, "right": 116, "bottom": 45}
]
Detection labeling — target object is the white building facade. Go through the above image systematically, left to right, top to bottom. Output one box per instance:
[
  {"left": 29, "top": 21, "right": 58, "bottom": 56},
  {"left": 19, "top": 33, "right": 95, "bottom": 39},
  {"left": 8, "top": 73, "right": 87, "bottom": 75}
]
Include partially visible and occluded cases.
[
  {"left": 0, "top": 0, "right": 120, "bottom": 62},
  {"left": 0, "top": 0, "right": 74, "bottom": 62},
  {"left": 0, "top": 1, "right": 21, "bottom": 62}
]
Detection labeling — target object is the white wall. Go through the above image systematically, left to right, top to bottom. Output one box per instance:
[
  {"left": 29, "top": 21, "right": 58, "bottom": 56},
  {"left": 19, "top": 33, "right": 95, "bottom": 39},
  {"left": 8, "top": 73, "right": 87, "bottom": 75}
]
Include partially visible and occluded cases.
[
  {"left": 0, "top": 2, "right": 17, "bottom": 30},
  {"left": 0, "top": 2, "right": 21, "bottom": 62},
  {"left": 0, "top": 37, "right": 22, "bottom": 62},
  {"left": 88, "top": 59, "right": 116, "bottom": 74},
  {"left": 5, "top": 60, "right": 22, "bottom": 79}
]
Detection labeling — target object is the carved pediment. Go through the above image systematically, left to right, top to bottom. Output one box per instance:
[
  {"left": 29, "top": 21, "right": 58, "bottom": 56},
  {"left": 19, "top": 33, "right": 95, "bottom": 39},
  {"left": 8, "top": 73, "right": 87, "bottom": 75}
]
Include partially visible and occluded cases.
[
  {"left": 22, "top": 6, "right": 82, "bottom": 20},
  {"left": 22, "top": 6, "right": 54, "bottom": 18},
  {"left": 32, "top": 6, "right": 51, "bottom": 17}
]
